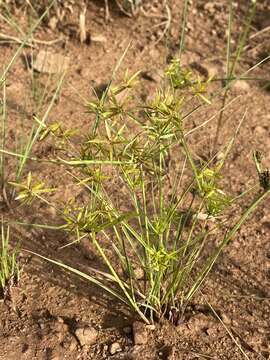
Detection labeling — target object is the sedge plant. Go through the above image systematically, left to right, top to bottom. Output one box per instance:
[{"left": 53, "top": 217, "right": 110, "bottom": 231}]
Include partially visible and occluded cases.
[
  {"left": 7, "top": 60, "right": 270, "bottom": 324},
  {"left": 0, "top": 221, "right": 20, "bottom": 298}
]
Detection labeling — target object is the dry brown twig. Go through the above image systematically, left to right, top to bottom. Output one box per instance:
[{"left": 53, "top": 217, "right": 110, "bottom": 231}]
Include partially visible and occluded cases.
[
  {"left": 104, "top": 0, "right": 110, "bottom": 21},
  {"left": 115, "top": 0, "right": 133, "bottom": 18},
  {"left": 153, "top": 0, "right": 171, "bottom": 45},
  {"left": 79, "top": 2, "right": 87, "bottom": 43},
  {"left": 140, "top": 6, "right": 166, "bottom": 19},
  {"left": 250, "top": 24, "right": 270, "bottom": 40},
  {"left": 243, "top": 25, "right": 270, "bottom": 52},
  {"left": 0, "top": 32, "right": 64, "bottom": 48}
]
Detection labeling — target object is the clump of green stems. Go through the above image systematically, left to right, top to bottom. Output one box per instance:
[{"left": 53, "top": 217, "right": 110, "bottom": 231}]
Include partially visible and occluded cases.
[
  {"left": 2, "top": 0, "right": 270, "bottom": 324},
  {"left": 8, "top": 61, "right": 270, "bottom": 324},
  {"left": 0, "top": 221, "right": 20, "bottom": 298}
]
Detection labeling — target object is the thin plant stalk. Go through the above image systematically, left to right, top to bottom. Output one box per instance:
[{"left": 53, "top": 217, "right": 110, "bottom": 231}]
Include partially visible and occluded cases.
[{"left": 213, "top": 0, "right": 256, "bottom": 153}]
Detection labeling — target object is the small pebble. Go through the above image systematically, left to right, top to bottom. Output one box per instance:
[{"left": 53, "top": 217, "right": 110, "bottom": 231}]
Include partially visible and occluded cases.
[
  {"left": 233, "top": 80, "right": 250, "bottom": 92},
  {"left": 134, "top": 267, "right": 144, "bottom": 280},
  {"left": 221, "top": 313, "right": 231, "bottom": 325},
  {"left": 57, "top": 316, "right": 65, "bottom": 324},
  {"left": 146, "top": 324, "right": 156, "bottom": 331},
  {"left": 75, "top": 327, "right": 98, "bottom": 347},
  {"left": 109, "top": 342, "right": 121, "bottom": 355}
]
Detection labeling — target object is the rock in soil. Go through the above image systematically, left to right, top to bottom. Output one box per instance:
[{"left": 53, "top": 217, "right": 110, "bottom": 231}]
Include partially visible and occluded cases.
[
  {"left": 33, "top": 50, "right": 69, "bottom": 74},
  {"left": 134, "top": 267, "right": 145, "bottom": 280},
  {"left": 132, "top": 321, "right": 148, "bottom": 345},
  {"left": 75, "top": 326, "right": 98, "bottom": 347},
  {"left": 109, "top": 342, "right": 122, "bottom": 355}
]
